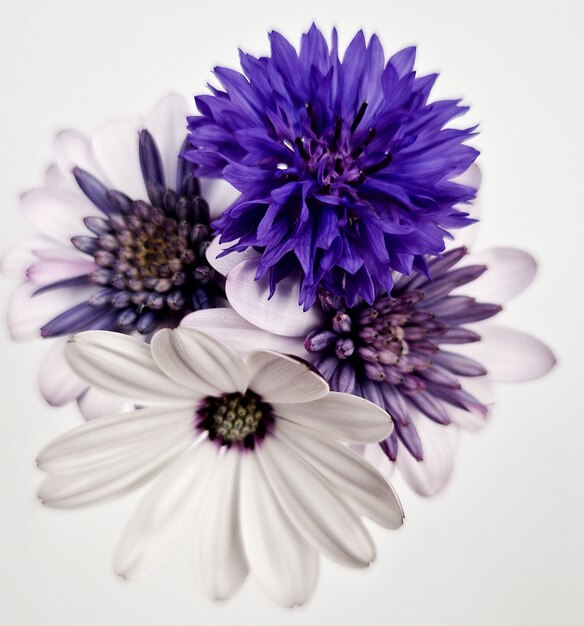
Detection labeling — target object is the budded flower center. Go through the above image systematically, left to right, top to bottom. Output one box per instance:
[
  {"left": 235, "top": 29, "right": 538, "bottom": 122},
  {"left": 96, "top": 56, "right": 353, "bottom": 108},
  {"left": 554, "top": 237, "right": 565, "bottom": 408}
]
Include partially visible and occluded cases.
[{"left": 197, "top": 391, "right": 273, "bottom": 448}]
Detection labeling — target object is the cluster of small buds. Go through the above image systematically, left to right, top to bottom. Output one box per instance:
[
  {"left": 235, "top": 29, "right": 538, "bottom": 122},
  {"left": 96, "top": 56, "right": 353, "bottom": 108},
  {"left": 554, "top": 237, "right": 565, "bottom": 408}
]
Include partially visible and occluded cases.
[{"left": 197, "top": 391, "right": 274, "bottom": 448}]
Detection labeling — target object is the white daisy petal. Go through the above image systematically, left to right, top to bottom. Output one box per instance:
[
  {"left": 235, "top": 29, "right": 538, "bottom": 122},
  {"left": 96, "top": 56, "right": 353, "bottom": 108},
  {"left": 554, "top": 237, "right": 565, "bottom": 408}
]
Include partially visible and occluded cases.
[
  {"left": 146, "top": 94, "right": 191, "bottom": 192},
  {"left": 91, "top": 117, "right": 146, "bottom": 200},
  {"left": 53, "top": 129, "right": 105, "bottom": 181},
  {"left": 44, "top": 163, "right": 72, "bottom": 191},
  {"left": 446, "top": 164, "right": 481, "bottom": 250},
  {"left": 199, "top": 179, "right": 240, "bottom": 219},
  {"left": 21, "top": 188, "right": 94, "bottom": 244},
  {"left": 0, "top": 235, "right": 55, "bottom": 279},
  {"left": 205, "top": 236, "right": 261, "bottom": 277},
  {"left": 456, "top": 247, "right": 537, "bottom": 303},
  {"left": 27, "top": 254, "right": 96, "bottom": 287},
  {"left": 226, "top": 258, "right": 321, "bottom": 337},
  {"left": 7, "top": 282, "right": 95, "bottom": 341},
  {"left": 180, "top": 308, "right": 307, "bottom": 357},
  {"left": 457, "top": 324, "right": 556, "bottom": 383},
  {"left": 151, "top": 328, "right": 248, "bottom": 396},
  {"left": 64, "top": 331, "right": 198, "bottom": 405},
  {"left": 38, "top": 339, "right": 87, "bottom": 407},
  {"left": 245, "top": 350, "right": 329, "bottom": 403},
  {"left": 444, "top": 376, "right": 494, "bottom": 432},
  {"left": 77, "top": 387, "right": 127, "bottom": 421},
  {"left": 273, "top": 391, "right": 392, "bottom": 442},
  {"left": 37, "top": 407, "right": 195, "bottom": 472},
  {"left": 396, "top": 409, "right": 459, "bottom": 497},
  {"left": 275, "top": 420, "right": 403, "bottom": 529},
  {"left": 38, "top": 423, "right": 193, "bottom": 508},
  {"left": 258, "top": 436, "right": 375, "bottom": 567},
  {"left": 113, "top": 438, "right": 216, "bottom": 579},
  {"left": 361, "top": 443, "right": 395, "bottom": 481},
  {"left": 192, "top": 450, "right": 248, "bottom": 601},
  {"left": 239, "top": 452, "right": 318, "bottom": 607}
]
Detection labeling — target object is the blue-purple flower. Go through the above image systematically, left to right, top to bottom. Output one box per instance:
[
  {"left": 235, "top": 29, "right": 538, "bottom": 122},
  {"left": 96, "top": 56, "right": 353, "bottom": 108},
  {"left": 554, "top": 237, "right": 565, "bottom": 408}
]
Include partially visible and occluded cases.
[
  {"left": 186, "top": 25, "right": 479, "bottom": 308},
  {"left": 1, "top": 95, "right": 238, "bottom": 418}
]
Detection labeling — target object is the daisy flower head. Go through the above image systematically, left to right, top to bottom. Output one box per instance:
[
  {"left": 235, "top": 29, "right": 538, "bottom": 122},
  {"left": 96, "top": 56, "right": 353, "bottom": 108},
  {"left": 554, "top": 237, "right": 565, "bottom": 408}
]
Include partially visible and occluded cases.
[
  {"left": 186, "top": 24, "right": 479, "bottom": 308},
  {"left": 2, "top": 94, "right": 238, "bottom": 418},
  {"left": 193, "top": 231, "right": 556, "bottom": 496},
  {"left": 37, "top": 327, "right": 403, "bottom": 606}
]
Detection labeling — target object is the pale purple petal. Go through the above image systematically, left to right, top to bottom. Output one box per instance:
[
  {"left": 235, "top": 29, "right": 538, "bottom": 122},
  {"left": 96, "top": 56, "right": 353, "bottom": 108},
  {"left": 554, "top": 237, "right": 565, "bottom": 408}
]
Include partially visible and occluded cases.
[{"left": 38, "top": 339, "right": 87, "bottom": 407}]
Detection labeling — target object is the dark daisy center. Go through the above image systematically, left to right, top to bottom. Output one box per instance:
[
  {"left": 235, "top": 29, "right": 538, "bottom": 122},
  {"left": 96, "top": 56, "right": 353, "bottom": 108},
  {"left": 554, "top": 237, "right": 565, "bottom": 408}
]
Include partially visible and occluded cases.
[
  {"left": 281, "top": 101, "right": 391, "bottom": 192},
  {"left": 197, "top": 391, "right": 273, "bottom": 448}
]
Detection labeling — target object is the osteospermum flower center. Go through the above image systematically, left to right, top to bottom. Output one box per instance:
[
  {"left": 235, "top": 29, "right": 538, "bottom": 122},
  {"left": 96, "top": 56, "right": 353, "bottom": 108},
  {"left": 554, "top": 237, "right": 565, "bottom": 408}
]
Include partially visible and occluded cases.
[{"left": 197, "top": 391, "right": 273, "bottom": 447}]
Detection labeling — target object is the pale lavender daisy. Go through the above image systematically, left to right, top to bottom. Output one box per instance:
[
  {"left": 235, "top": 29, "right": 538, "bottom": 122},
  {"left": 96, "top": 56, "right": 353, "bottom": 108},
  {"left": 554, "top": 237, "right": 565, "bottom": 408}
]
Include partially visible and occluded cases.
[
  {"left": 2, "top": 95, "right": 238, "bottom": 419},
  {"left": 37, "top": 327, "right": 403, "bottom": 606}
]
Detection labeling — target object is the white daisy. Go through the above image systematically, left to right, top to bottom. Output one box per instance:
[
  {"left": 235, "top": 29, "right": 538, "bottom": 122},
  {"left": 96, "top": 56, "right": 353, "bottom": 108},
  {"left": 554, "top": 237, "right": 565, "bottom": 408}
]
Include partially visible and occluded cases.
[{"left": 37, "top": 327, "right": 403, "bottom": 606}]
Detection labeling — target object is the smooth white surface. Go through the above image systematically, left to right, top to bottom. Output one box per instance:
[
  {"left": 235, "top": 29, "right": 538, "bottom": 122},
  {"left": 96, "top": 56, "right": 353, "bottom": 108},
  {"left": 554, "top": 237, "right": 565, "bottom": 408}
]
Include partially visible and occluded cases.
[{"left": 0, "top": 0, "right": 581, "bottom": 624}]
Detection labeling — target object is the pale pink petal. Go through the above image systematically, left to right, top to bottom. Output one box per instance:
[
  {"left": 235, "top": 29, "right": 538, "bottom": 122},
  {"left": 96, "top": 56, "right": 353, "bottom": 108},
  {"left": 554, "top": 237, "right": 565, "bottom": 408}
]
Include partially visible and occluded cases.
[
  {"left": 146, "top": 94, "right": 191, "bottom": 192},
  {"left": 91, "top": 118, "right": 146, "bottom": 200},
  {"left": 53, "top": 129, "right": 105, "bottom": 181},
  {"left": 44, "top": 163, "right": 73, "bottom": 191},
  {"left": 446, "top": 163, "right": 481, "bottom": 250},
  {"left": 199, "top": 179, "right": 240, "bottom": 219},
  {"left": 21, "top": 188, "right": 94, "bottom": 245},
  {"left": 0, "top": 235, "right": 56, "bottom": 279},
  {"left": 205, "top": 236, "right": 261, "bottom": 277},
  {"left": 456, "top": 247, "right": 537, "bottom": 303},
  {"left": 27, "top": 256, "right": 97, "bottom": 287},
  {"left": 226, "top": 259, "right": 321, "bottom": 337},
  {"left": 7, "top": 282, "right": 95, "bottom": 341},
  {"left": 179, "top": 309, "right": 306, "bottom": 357},
  {"left": 457, "top": 324, "right": 556, "bottom": 383},
  {"left": 150, "top": 328, "right": 248, "bottom": 396},
  {"left": 64, "top": 331, "right": 198, "bottom": 405},
  {"left": 38, "top": 339, "right": 87, "bottom": 407},
  {"left": 245, "top": 350, "right": 329, "bottom": 403},
  {"left": 445, "top": 376, "right": 494, "bottom": 432},
  {"left": 77, "top": 387, "right": 127, "bottom": 421},
  {"left": 396, "top": 409, "right": 459, "bottom": 497},
  {"left": 276, "top": 420, "right": 403, "bottom": 529},
  {"left": 258, "top": 436, "right": 375, "bottom": 567},
  {"left": 113, "top": 438, "right": 216, "bottom": 579},
  {"left": 192, "top": 450, "right": 248, "bottom": 601},
  {"left": 240, "top": 452, "right": 318, "bottom": 606}
]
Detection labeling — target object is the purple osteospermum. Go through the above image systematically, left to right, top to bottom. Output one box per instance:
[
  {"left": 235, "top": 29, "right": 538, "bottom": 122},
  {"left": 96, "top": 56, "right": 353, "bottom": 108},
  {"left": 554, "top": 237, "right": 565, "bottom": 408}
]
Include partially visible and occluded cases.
[
  {"left": 186, "top": 24, "right": 479, "bottom": 308},
  {"left": 1, "top": 95, "right": 238, "bottom": 419},
  {"left": 192, "top": 230, "right": 557, "bottom": 496}
]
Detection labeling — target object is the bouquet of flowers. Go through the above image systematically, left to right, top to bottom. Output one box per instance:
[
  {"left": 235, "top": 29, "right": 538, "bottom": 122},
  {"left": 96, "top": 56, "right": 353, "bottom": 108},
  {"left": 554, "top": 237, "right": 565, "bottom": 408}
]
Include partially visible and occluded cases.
[{"left": 2, "top": 25, "right": 555, "bottom": 606}]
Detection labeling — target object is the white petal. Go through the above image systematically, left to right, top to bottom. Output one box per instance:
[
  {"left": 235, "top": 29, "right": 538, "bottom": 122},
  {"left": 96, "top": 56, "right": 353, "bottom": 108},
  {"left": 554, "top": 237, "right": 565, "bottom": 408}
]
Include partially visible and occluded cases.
[
  {"left": 146, "top": 94, "right": 191, "bottom": 192},
  {"left": 91, "top": 117, "right": 146, "bottom": 200},
  {"left": 54, "top": 129, "right": 105, "bottom": 181},
  {"left": 44, "top": 163, "right": 73, "bottom": 191},
  {"left": 447, "top": 164, "right": 481, "bottom": 250},
  {"left": 199, "top": 179, "right": 240, "bottom": 219},
  {"left": 21, "top": 188, "right": 94, "bottom": 244},
  {"left": 0, "top": 235, "right": 57, "bottom": 279},
  {"left": 205, "top": 236, "right": 260, "bottom": 277},
  {"left": 456, "top": 247, "right": 537, "bottom": 303},
  {"left": 27, "top": 254, "right": 96, "bottom": 287},
  {"left": 226, "top": 259, "right": 321, "bottom": 337},
  {"left": 7, "top": 282, "right": 95, "bottom": 341},
  {"left": 179, "top": 309, "right": 307, "bottom": 357},
  {"left": 456, "top": 324, "right": 556, "bottom": 383},
  {"left": 151, "top": 328, "right": 248, "bottom": 396},
  {"left": 64, "top": 331, "right": 198, "bottom": 405},
  {"left": 38, "top": 339, "right": 87, "bottom": 407},
  {"left": 245, "top": 350, "right": 328, "bottom": 403},
  {"left": 445, "top": 376, "right": 494, "bottom": 432},
  {"left": 77, "top": 387, "right": 127, "bottom": 421},
  {"left": 273, "top": 391, "right": 392, "bottom": 442},
  {"left": 37, "top": 406, "right": 195, "bottom": 472},
  {"left": 396, "top": 409, "right": 459, "bottom": 497},
  {"left": 38, "top": 420, "right": 194, "bottom": 507},
  {"left": 276, "top": 420, "right": 403, "bottom": 530},
  {"left": 258, "top": 436, "right": 375, "bottom": 567},
  {"left": 113, "top": 438, "right": 216, "bottom": 579},
  {"left": 361, "top": 443, "right": 395, "bottom": 481},
  {"left": 192, "top": 450, "right": 248, "bottom": 601},
  {"left": 239, "top": 452, "right": 318, "bottom": 606}
]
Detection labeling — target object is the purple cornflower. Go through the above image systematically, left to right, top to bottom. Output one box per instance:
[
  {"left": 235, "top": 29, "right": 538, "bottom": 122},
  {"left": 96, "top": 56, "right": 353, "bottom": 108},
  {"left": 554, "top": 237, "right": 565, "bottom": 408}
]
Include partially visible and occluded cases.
[
  {"left": 186, "top": 25, "right": 479, "bottom": 308},
  {"left": 2, "top": 95, "right": 237, "bottom": 418}
]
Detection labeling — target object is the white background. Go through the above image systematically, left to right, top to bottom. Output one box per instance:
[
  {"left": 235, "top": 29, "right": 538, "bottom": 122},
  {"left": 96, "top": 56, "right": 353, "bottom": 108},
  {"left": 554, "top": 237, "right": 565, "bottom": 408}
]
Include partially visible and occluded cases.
[{"left": 0, "top": 0, "right": 582, "bottom": 624}]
